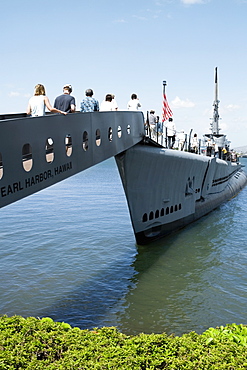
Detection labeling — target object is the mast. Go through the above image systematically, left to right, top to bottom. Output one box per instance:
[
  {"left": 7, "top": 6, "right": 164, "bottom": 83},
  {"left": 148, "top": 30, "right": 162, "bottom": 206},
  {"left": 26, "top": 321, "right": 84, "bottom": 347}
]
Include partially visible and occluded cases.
[
  {"left": 211, "top": 67, "right": 220, "bottom": 135},
  {"left": 162, "top": 80, "right": 167, "bottom": 147},
  {"left": 162, "top": 80, "right": 167, "bottom": 123},
  {"left": 163, "top": 80, "right": 167, "bottom": 95}
]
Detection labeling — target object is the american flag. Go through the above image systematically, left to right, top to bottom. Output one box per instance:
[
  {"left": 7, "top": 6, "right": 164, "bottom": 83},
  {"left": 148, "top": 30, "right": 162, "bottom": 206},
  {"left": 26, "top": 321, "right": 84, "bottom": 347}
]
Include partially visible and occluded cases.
[{"left": 162, "top": 93, "right": 173, "bottom": 123}]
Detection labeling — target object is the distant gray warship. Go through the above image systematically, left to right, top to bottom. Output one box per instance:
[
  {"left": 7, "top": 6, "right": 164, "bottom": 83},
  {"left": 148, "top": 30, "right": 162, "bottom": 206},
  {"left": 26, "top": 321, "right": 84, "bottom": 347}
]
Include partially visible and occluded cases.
[{"left": 116, "top": 68, "right": 247, "bottom": 245}]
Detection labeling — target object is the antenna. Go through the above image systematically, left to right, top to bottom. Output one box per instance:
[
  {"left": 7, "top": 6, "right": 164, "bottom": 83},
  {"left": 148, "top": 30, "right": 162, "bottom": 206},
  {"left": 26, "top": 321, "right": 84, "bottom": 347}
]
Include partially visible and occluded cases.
[{"left": 211, "top": 67, "right": 220, "bottom": 135}]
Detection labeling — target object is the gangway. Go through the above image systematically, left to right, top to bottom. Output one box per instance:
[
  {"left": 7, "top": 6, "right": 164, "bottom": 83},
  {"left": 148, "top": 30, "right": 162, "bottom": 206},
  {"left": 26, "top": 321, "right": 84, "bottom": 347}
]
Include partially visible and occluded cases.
[{"left": 0, "top": 111, "right": 145, "bottom": 208}]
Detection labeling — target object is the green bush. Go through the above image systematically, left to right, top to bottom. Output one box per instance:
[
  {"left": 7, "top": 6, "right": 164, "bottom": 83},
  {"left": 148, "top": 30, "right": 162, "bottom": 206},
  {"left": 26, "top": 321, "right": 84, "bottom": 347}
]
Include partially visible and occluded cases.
[{"left": 0, "top": 316, "right": 246, "bottom": 369}]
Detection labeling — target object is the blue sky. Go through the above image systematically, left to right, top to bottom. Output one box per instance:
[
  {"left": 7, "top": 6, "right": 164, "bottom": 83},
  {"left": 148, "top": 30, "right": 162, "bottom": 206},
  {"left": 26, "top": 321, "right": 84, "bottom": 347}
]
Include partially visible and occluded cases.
[{"left": 1, "top": 0, "right": 247, "bottom": 147}]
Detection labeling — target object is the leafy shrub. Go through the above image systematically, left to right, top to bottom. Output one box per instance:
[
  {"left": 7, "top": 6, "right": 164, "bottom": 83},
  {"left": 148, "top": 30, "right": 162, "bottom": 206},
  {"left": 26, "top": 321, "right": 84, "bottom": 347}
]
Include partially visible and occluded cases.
[{"left": 0, "top": 316, "right": 246, "bottom": 369}]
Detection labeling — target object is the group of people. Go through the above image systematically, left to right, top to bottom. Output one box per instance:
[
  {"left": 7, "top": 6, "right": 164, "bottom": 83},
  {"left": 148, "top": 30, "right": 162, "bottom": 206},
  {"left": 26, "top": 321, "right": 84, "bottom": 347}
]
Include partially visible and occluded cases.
[
  {"left": 26, "top": 84, "right": 142, "bottom": 117},
  {"left": 26, "top": 84, "right": 72, "bottom": 117},
  {"left": 26, "top": 84, "right": 237, "bottom": 161},
  {"left": 80, "top": 91, "right": 141, "bottom": 112},
  {"left": 148, "top": 110, "right": 201, "bottom": 153},
  {"left": 149, "top": 111, "right": 177, "bottom": 149}
]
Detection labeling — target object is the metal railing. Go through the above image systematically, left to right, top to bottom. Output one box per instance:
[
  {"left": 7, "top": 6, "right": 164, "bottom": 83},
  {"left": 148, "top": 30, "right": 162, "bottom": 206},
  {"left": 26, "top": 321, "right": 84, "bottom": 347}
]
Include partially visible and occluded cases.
[{"left": 0, "top": 111, "right": 145, "bottom": 208}]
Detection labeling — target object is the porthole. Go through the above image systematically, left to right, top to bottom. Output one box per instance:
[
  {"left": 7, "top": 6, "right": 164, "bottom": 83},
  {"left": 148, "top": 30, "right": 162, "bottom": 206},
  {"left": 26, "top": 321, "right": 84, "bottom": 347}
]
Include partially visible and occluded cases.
[
  {"left": 117, "top": 125, "right": 122, "bottom": 138},
  {"left": 127, "top": 125, "right": 131, "bottom": 135},
  {"left": 108, "top": 127, "right": 113, "bottom": 142},
  {"left": 95, "top": 129, "right": 101, "bottom": 146},
  {"left": 82, "top": 131, "right": 89, "bottom": 151},
  {"left": 65, "top": 134, "right": 72, "bottom": 156},
  {"left": 46, "top": 138, "right": 54, "bottom": 163},
  {"left": 22, "top": 143, "right": 33, "bottom": 171},
  {"left": 0, "top": 152, "right": 3, "bottom": 179},
  {"left": 179, "top": 203, "right": 182, "bottom": 210},
  {"left": 175, "top": 204, "right": 178, "bottom": 212},
  {"left": 170, "top": 206, "right": 173, "bottom": 213},
  {"left": 166, "top": 207, "right": 169, "bottom": 215},
  {"left": 161, "top": 208, "right": 164, "bottom": 216},
  {"left": 155, "top": 210, "right": 159, "bottom": 218},
  {"left": 149, "top": 211, "right": 154, "bottom": 220},
  {"left": 142, "top": 213, "right": 148, "bottom": 222}
]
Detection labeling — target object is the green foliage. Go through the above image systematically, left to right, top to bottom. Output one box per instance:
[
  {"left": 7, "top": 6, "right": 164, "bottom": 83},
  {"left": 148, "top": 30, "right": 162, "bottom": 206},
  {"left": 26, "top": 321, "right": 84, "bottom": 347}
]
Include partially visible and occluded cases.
[
  {"left": 0, "top": 316, "right": 247, "bottom": 369},
  {"left": 202, "top": 323, "right": 247, "bottom": 347}
]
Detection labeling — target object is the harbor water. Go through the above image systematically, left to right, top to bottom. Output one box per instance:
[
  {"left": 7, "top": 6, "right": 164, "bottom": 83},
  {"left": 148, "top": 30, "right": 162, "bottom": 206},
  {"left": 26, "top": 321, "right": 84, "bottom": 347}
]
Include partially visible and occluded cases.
[{"left": 0, "top": 157, "right": 247, "bottom": 336}]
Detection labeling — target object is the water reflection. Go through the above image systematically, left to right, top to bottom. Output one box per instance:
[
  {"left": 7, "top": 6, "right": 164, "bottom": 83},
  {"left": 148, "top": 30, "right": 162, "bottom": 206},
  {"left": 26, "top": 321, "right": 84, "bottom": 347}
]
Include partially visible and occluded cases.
[{"left": 115, "top": 186, "right": 247, "bottom": 335}]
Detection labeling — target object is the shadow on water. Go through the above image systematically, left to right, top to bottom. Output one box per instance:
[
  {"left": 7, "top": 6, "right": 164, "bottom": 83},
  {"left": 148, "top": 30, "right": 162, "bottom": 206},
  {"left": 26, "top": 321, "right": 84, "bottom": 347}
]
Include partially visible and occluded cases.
[
  {"left": 41, "top": 234, "right": 175, "bottom": 330},
  {"left": 40, "top": 250, "right": 137, "bottom": 330}
]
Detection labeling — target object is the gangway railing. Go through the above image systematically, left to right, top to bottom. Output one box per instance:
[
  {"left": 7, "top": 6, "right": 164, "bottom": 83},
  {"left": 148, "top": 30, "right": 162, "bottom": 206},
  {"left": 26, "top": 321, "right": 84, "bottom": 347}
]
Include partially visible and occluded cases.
[{"left": 0, "top": 111, "right": 145, "bottom": 208}]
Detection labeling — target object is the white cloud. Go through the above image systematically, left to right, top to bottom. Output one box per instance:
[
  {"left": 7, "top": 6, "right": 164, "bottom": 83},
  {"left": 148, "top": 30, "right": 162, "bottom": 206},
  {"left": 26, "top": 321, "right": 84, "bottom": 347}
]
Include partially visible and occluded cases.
[
  {"left": 155, "top": 0, "right": 174, "bottom": 4},
  {"left": 181, "top": 0, "right": 205, "bottom": 4},
  {"left": 146, "top": 7, "right": 162, "bottom": 17},
  {"left": 132, "top": 15, "right": 147, "bottom": 21},
  {"left": 113, "top": 19, "right": 127, "bottom": 23},
  {"left": 8, "top": 91, "right": 31, "bottom": 98},
  {"left": 8, "top": 92, "right": 21, "bottom": 97},
  {"left": 172, "top": 96, "right": 195, "bottom": 108},
  {"left": 225, "top": 104, "right": 240, "bottom": 111}
]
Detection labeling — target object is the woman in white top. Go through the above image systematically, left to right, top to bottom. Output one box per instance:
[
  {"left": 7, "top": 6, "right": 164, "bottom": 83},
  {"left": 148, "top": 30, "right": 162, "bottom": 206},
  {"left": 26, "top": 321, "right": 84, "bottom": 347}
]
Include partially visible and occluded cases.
[
  {"left": 26, "top": 84, "right": 67, "bottom": 117},
  {"left": 127, "top": 93, "right": 141, "bottom": 111},
  {"left": 100, "top": 94, "right": 116, "bottom": 111},
  {"left": 111, "top": 94, "right": 118, "bottom": 111},
  {"left": 191, "top": 133, "right": 199, "bottom": 153}
]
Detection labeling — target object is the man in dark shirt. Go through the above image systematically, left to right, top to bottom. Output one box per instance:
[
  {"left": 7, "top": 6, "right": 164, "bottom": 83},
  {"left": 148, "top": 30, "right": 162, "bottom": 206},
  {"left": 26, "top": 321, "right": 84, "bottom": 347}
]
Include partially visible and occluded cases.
[{"left": 54, "top": 84, "right": 76, "bottom": 113}]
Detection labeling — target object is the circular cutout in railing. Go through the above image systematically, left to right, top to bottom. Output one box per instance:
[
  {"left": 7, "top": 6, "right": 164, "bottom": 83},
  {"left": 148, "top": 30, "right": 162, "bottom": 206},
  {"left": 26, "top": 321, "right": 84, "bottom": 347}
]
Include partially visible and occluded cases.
[
  {"left": 127, "top": 124, "right": 131, "bottom": 135},
  {"left": 117, "top": 125, "right": 122, "bottom": 138},
  {"left": 108, "top": 127, "right": 113, "bottom": 142},
  {"left": 95, "top": 129, "right": 101, "bottom": 147},
  {"left": 82, "top": 131, "right": 89, "bottom": 151},
  {"left": 65, "top": 134, "right": 72, "bottom": 156},
  {"left": 46, "top": 138, "right": 54, "bottom": 163},
  {"left": 22, "top": 143, "right": 33, "bottom": 171},
  {"left": 0, "top": 152, "right": 3, "bottom": 179}
]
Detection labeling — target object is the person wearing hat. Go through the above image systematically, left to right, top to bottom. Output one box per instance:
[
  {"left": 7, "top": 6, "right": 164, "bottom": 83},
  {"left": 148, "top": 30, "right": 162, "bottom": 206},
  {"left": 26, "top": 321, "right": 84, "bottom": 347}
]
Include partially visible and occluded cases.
[
  {"left": 54, "top": 84, "right": 76, "bottom": 113},
  {"left": 80, "top": 88, "right": 99, "bottom": 112}
]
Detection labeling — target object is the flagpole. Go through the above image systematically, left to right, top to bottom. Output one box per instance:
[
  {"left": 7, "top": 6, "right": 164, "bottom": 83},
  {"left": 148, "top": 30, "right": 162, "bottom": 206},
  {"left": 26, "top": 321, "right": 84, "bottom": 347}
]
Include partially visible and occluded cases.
[{"left": 163, "top": 81, "right": 167, "bottom": 148}]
